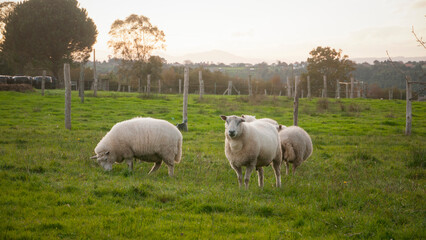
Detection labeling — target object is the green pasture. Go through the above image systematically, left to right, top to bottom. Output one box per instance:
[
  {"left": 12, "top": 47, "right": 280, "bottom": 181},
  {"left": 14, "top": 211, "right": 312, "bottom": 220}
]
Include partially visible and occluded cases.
[{"left": 0, "top": 90, "right": 425, "bottom": 239}]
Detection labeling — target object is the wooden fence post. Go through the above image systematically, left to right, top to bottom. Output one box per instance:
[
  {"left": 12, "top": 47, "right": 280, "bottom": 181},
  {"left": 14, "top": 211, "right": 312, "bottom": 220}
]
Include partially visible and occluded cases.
[
  {"left": 93, "top": 49, "right": 98, "bottom": 97},
  {"left": 64, "top": 63, "right": 71, "bottom": 130},
  {"left": 79, "top": 63, "right": 84, "bottom": 103},
  {"left": 182, "top": 67, "right": 189, "bottom": 131},
  {"left": 41, "top": 70, "right": 46, "bottom": 96},
  {"left": 199, "top": 70, "right": 204, "bottom": 99},
  {"left": 147, "top": 74, "right": 151, "bottom": 96},
  {"left": 248, "top": 74, "right": 252, "bottom": 96},
  {"left": 307, "top": 75, "right": 311, "bottom": 98},
  {"left": 323, "top": 75, "right": 327, "bottom": 98},
  {"left": 287, "top": 76, "right": 291, "bottom": 97},
  {"left": 293, "top": 76, "right": 299, "bottom": 126},
  {"left": 350, "top": 77, "right": 354, "bottom": 98},
  {"left": 138, "top": 78, "right": 142, "bottom": 93},
  {"left": 158, "top": 79, "right": 161, "bottom": 94},
  {"left": 179, "top": 79, "right": 182, "bottom": 94},
  {"left": 336, "top": 79, "right": 340, "bottom": 98},
  {"left": 405, "top": 79, "right": 412, "bottom": 135},
  {"left": 228, "top": 81, "right": 232, "bottom": 95},
  {"left": 357, "top": 81, "right": 361, "bottom": 98},
  {"left": 345, "top": 83, "right": 349, "bottom": 98},
  {"left": 363, "top": 83, "right": 367, "bottom": 98}
]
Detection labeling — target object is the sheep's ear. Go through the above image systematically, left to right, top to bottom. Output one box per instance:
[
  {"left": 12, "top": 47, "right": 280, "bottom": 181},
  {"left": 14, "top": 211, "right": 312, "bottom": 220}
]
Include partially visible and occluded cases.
[
  {"left": 220, "top": 115, "right": 227, "bottom": 121},
  {"left": 241, "top": 115, "right": 245, "bottom": 118},
  {"left": 278, "top": 125, "right": 283, "bottom": 131},
  {"left": 90, "top": 155, "right": 97, "bottom": 159}
]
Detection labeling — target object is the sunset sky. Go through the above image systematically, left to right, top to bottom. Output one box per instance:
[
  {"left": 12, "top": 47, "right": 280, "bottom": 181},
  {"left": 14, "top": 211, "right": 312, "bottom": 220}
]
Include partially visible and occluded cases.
[{"left": 11, "top": 0, "right": 426, "bottom": 63}]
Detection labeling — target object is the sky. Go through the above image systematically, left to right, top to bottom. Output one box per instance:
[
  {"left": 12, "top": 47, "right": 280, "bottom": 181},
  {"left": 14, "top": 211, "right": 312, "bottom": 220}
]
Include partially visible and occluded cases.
[{"left": 12, "top": 0, "right": 426, "bottom": 63}]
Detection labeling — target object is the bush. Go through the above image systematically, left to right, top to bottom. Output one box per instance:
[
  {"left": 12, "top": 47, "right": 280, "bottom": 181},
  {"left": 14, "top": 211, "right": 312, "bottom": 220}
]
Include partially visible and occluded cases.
[{"left": 317, "top": 98, "right": 329, "bottom": 111}]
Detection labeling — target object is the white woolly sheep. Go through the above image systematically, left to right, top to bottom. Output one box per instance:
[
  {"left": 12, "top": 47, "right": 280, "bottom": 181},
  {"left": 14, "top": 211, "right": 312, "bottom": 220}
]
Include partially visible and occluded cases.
[
  {"left": 241, "top": 114, "right": 284, "bottom": 129},
  {"left": 220, "top": 115, "right": 282, "bottom": 188},
  {"left": 91, "top": 117, "right": 182, "bottom": 176},
  {"left": 278, "top": 126, "right": 312, "bottom": 175}
]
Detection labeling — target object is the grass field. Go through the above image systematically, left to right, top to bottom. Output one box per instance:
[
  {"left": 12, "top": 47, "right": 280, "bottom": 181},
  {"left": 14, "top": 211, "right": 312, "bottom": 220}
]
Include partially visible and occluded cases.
[{"left": 0, "top": 90, "right": 425, "bottom": 239}]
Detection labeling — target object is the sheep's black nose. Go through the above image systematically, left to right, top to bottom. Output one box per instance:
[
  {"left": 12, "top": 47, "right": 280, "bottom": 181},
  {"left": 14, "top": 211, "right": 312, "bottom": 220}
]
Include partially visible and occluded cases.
[{"left": 229, "top": 130, "right": 235, "bottom": 137}]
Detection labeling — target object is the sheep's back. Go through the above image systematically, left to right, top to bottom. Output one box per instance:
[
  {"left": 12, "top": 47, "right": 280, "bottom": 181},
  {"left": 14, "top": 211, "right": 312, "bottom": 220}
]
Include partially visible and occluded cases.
[
  {"left": 98, "top": 117, "right": 181, "bottom": 157},
  {"left": 246, "top": 121, "right": 280, "bottom": 162},
  {"left": 278, "top": 126, "right": 312, "bottom": 161}
]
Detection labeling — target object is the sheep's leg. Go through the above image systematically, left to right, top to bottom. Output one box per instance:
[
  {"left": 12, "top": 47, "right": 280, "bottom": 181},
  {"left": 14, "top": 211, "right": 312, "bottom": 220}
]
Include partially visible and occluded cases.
[
  {"left": 126, "top": 159, "right": 133, "bottom": 171},
  {"left": 272, "top": 159, "right": 281, "bottom": 188},
  {"left": 292, "top": 160, "right": 301, "bottom": 175},
  {"left": 148, "top": 161, "right": 162, "bottom": 175},
  {"left": 285, "top": 161, "right": 289, "bottom": 175},
  {"left": 167, "top": 164, "right": 174, "bottom": 177},
  {"left": 244, "top": 165, "right": 255, "bottom": 189},
  {"left": 233, "top": 166, "right": 243, "bottom": 188},
  {"left": 256, "top": 167, "right": 264, "bottom": 188}
]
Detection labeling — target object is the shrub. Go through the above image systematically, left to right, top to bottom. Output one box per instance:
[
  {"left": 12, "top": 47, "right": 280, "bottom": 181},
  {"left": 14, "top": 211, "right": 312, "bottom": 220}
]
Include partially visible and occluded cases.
[{"left": 317, "top": 98, "right": 329, "bottom": 111}]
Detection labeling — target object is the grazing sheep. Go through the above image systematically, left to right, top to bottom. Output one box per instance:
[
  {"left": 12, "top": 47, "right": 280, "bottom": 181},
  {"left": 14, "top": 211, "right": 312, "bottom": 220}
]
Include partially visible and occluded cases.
[
  {"left": 241, "top": 114, "right": 283, "bottom": 129},
  {"left": 220, "top": 115, "right": 282, "bottom": 188},
  {"left": 91, "top": 117, "right": 182, "bottom": 176},
  {"left": 278, "top": 126, "right": 313, "bottom": 175}
]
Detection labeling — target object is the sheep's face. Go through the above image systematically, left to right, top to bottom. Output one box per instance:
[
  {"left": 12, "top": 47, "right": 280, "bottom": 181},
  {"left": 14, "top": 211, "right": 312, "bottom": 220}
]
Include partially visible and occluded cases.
[
  {"left": 220, "top": 115, "right": 245, "bottom": 138},
  {"left": 92, "top": 151, "right": 114, "bottom": 171}
]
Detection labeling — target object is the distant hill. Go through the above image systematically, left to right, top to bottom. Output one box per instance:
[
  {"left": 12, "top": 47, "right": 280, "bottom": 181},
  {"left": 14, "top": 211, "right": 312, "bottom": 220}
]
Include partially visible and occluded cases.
[
  {"left": 158, "top": 50, "right": 262, "bottom": 64},
  {"left": 350, "top": 56, "right": 426, "bottom": 64}
]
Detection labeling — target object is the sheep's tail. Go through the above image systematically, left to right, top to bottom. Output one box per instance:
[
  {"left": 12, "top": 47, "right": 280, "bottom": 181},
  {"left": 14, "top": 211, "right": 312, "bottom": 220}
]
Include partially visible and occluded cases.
[
  {"left": 174, "top": 138, "right": 182, "bottom": 163},
  {"left": 284, "top": 143, "right": 296, "bottom": 162}
]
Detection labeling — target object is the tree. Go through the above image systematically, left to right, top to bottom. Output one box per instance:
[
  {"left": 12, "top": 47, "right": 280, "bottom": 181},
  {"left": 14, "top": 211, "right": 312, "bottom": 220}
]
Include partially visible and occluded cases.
[
  {"left": 1, "top": 0, "right": 97, "bottom": 84},
  {"left": 0, "top": 1, "right": 15, "bottom": 45},
  {"left": 0, "top": 1, "right": 16, "bottom": 74},
  {"left": 108, "top": 14, "right": 165, "bottom": 83},
  {"left": 305, "top": 46, "right": 355, "bottom": 97},
  {"left": 145, "top": 56, "right": 164, "bottom": 81}
]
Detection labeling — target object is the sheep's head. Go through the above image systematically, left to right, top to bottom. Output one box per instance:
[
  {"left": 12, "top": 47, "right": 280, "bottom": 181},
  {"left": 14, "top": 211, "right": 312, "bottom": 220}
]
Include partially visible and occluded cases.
[
  {"left": 241, "top": 114, "right": 256, "bottom": 122},
  {"left": 220, "top": 115, "right": 245, "bottom": 138},
  {"left": 90, "top": 151, "right": 114, "bottom": 171}
]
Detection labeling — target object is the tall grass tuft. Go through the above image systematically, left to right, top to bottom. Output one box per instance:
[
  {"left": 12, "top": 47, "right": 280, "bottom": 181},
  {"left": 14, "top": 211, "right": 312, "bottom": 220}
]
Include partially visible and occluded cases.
[
  {"left": 406, "top": 146, "right": 425, "bottom": 168},
  {"left": 347, "top": 147, "right": 380, "bottom": 165}
]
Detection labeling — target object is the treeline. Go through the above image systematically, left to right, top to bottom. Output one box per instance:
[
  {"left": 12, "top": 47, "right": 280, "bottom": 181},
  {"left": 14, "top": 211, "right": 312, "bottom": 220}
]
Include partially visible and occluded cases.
[
  {"left": 86, "top": 58, "right": 424, "bottom": 98},
  {"left": 354, "top": 61, "right": 425, "bottom": 89}
]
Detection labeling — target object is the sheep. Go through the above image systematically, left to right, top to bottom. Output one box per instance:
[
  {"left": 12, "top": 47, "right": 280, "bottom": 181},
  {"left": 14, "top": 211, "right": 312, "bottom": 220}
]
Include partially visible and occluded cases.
[
  {"left": 241, "top": 114, "right": 284, "bottom": 129},
  {"left": 220, "top": 115, "right": 282, "bottom": 189},
  {"left": 90, "top": 117, "right": 182, "bottom": 176},
  {"left": 278, "top": 126, "right": 313, "bottom": 175}
]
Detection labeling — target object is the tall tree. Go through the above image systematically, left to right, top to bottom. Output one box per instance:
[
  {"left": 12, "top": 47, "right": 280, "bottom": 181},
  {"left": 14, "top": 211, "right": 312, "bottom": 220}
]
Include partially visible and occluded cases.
[
  {"left": 1, "top": 0, "right": 97, "bottom": 83},
  {"left": 0, "top": 1, "right": 15, "bottom": 45},
  {"left": 0, "top": 1, "right": 16, "bottom": 73},
  {"left": 108, "top": 14, "right": 165, "bottom": 81},
  {"left": 305, "top": 46, "right": 355, "bottom": 97}
]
